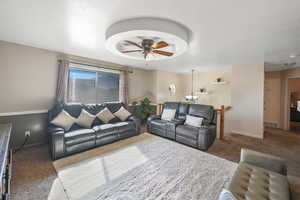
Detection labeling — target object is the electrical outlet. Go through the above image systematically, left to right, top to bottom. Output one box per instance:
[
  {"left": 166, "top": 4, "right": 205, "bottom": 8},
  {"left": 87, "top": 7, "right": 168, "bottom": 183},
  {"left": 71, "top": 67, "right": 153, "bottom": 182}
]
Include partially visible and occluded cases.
[{"left": 25, "top": 130, "right": 31, "bottom": 137}]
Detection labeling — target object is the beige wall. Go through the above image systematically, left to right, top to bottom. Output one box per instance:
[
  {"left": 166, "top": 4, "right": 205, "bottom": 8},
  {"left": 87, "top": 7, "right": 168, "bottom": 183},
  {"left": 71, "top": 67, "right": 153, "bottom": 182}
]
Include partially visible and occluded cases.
[
  {"left": 0, "top": 41, "right": 58, "bottom": 113},
  {"left": 0, "top": 41, "right": 158, "bottom": 113},
  {"left": 0, "top": 41, "right": 265, "bottom": 139},
  {"left": 229, "top": 63, "right": 264, "bottom": 138},
  {"left": 128, "top": 68, "right": 156, "bottom": 103},
  {"left": 153, "top": 70, "right": 186, "bottom": 103},
  {"left": 181, "top": 71, "right": 232, "bottom": 109},
  {"left": 264, "top": 71, "right": 282, "bottom": 127}
]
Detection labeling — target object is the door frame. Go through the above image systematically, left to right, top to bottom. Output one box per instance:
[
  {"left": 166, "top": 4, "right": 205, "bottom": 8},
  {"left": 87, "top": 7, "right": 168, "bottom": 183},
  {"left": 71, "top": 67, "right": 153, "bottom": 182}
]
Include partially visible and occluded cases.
[{"left": 284, "top": 75, "right": 300, "bottom": 131}]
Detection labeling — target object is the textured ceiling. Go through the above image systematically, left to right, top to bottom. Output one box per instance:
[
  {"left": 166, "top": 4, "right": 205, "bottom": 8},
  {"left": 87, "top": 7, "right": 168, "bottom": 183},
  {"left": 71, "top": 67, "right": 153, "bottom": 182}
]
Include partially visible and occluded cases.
[{"left": 0, "top": 0, "right": 300, "bottom": 73}]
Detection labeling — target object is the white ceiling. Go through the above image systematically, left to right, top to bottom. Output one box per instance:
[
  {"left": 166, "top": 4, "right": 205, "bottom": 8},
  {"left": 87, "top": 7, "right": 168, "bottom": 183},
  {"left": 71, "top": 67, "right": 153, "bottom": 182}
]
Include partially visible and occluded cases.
[{"left": 1, "top": 0, "right": 300, "bottom": 73}]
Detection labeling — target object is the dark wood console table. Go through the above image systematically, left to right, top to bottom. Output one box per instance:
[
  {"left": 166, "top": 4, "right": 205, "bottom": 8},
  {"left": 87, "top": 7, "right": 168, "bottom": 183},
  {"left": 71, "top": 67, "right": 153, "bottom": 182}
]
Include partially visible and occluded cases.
[{"left": 0, "top": 124, "right": 12, "bottom": 200}]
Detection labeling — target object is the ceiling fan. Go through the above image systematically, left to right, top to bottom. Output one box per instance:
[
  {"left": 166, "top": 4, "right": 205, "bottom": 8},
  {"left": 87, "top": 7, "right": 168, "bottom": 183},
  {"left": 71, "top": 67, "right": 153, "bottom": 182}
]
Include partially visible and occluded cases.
[{"left": 120, "top": 39, "right": 174, "bottom": 59}]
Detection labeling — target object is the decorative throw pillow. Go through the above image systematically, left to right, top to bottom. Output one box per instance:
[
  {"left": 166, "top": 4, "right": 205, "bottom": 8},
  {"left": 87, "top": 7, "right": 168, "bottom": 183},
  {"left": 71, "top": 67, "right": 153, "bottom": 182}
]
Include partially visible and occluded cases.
[
  {"left": 114, "top": 106, "right": 132, "bottom": 121},
  {"left": 96, "top": 107, "right": 115, "bottom": 123},
  {"left": 76, "top": 109, "right": 96, "bottom": 128},
  {"left": 161, "top": 109, "right": 176, "bottom": 121},
  {"left": 51, "top": 110, "right": 76, "bottom": 131},
  {"left": 185, "top": 115, "right": 203, "bottom": 127},
  {"left": 218, "top": 189, "right": 237, "bottom": 200}
]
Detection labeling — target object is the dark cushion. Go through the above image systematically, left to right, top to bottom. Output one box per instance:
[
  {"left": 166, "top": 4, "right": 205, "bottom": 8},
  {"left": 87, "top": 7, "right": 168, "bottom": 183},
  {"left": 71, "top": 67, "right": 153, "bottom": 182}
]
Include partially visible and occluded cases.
[
  {"left": 104, "top": 102, "right": 126, "bottom": 113},
  {"left": 163, "top": 102, "right": 179, "bottom": 111},
  {"left": 49, "top": 103, "right": 127, "bottom": 129},
  {"left": 63, "top": 103, "right": 83, "bottom": 118},
  {"left": 177, "top": 103, "right": 189, "bottom": 120},
  {"left": 48, "top": 104, "right": 64, "bottom": 122},
  {"left": 83, "top": 104, "right": 105, "bottom": 126},
  {"left": 83, "top": 104, "right": 105, "bottom": 115},
  {"left": 188, "top": 104, "right": 214, "bottom": 123},
  {"left": 176, "top": 125, "right": 199, "bottom": 140},
  {"left": 64, "top": 129, "right": 96, "bottom": 146}
]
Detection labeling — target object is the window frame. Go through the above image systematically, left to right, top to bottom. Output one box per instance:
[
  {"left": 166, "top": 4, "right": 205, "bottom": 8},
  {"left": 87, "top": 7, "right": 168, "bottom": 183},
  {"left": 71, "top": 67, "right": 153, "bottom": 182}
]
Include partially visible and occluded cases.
[{"left": 67, "top": 63, "right": 121, "bottom": 104}]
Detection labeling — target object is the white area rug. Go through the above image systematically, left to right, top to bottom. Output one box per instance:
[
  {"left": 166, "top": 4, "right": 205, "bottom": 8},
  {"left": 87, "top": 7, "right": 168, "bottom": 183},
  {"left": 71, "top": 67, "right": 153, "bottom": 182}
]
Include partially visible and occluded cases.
[{"left": 53, "top": 133, "right": 237, "bottom": 200}]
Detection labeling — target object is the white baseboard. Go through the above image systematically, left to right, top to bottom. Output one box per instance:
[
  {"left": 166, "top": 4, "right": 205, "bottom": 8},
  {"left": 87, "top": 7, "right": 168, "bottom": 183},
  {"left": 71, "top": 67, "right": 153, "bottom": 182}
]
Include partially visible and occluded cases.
[{"left": 231, "top": 130, "right": 264, "bottom": 139}]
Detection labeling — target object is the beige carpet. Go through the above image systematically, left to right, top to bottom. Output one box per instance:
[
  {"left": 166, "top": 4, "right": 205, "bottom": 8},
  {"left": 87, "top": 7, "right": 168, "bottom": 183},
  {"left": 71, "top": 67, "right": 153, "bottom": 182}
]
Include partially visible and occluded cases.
[
  {"left": 12, "top": 128, "right": 300, "bottom": 200},
  {"left": 53, "top": 133, "right": 237, "bottom": 200}
]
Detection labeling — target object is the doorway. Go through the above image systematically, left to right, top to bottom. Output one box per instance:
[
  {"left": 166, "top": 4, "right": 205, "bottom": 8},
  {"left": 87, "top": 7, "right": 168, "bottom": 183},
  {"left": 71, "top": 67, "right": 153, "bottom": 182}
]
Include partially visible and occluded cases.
[{"left": 288, "top": 78, "right": 300, "bottom": 133}]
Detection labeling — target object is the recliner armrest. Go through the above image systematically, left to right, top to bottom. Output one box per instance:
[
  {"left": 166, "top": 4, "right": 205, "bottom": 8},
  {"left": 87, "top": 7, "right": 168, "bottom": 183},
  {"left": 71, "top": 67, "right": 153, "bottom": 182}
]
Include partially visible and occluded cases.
[
  {"left": 128, "top": 115, "right": 141, "bottom": 134},
  {"left": 147, "top": 115, "right": 161, "bottom": 122},
  {"left": 170, "top": 119, "right": 185, "bottom": 126},
  {"left": 197, "top": 124, "right": 217, "bottom": 151},
  {"left": 48, "top": 125, "right": 65, "bottom": 160},
  {"left": 48, "top": 125, "right": 65, "bottom": 133},
  {"left": 240, "top": 148, "right": 287, "bottom": 175}
]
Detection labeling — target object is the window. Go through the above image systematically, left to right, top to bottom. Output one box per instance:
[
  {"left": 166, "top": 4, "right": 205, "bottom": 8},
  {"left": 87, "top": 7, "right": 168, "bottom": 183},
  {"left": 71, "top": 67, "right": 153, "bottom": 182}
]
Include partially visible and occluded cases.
[{"left": 67, "top": 64, "right": 120, "bottom": 104}]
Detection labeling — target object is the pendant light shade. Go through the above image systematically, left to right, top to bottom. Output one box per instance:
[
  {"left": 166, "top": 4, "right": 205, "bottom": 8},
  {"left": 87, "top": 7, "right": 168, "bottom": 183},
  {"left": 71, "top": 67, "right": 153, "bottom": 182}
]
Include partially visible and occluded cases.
[{"left": 185, "top": 69, "right": 198, "bottom": 101}]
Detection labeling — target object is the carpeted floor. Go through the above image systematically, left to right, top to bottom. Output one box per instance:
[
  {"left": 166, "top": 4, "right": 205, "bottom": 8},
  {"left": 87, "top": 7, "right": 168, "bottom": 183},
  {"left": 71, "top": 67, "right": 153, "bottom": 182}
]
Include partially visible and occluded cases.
[
  {"left": 11, "top": 128, "right": 300, "bottom": 200},
  {"left": 53, "top": 133, "right": 237, "bottom": 200}
]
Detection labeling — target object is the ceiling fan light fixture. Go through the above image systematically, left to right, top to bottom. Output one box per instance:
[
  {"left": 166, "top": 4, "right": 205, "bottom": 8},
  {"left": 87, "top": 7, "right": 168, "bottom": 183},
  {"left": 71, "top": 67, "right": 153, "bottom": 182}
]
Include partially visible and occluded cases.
[
  {"left": 105, "top": 17, "right": 189, "bottom": 61},
  {"left": 289, "top": 54, "right": 298, "bottom": 58}
]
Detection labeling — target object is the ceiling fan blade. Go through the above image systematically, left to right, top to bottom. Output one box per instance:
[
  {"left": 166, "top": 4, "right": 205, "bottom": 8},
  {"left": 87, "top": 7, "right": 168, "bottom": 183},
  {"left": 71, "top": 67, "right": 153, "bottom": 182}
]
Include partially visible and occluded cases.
[
  {"left": 124, "top": 40, "right": 143, "bottom": 49},
  {"left": 152, "top": 41, "right": 168, "bottom": 49},
  {"left": 121, "top": 50, "right": 143, "bottom": 53},
  {"left": 153, "top": 50, "right": 173, "bottom": 56}
]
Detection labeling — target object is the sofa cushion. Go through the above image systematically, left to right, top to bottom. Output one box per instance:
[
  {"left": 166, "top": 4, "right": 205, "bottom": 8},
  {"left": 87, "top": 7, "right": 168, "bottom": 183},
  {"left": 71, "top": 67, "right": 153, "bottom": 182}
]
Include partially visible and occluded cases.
[
  {"left": 163, "top": 102, "right": 179, "bottom": 111},
  {"left": 63, "top": 103, "right": 83, "bottom": 118},
  {"left": 188, "top": 104, "right": 214, "bottom": 123},
  {"left": 114, "top": 106, "right": 132, "bottom": 121},
  {"left": 96, "top": 107, "right": 115, "bottom": 123},
  {"left": 76, "top": 109, "right": 96, "bottom": 128},
  {"left": 51, "top": 110, "right": 76, "bottom": 131},
  {"left": 150, "top": 119, "right": 168, "bottom": 129},
  {"left": 113, "top": 121, "right": 135, "bottom": 132},
  {"left": 93, "top": 124, "right": 119, "bottom": 138},
  {"left": 93, "top": 124, "right": 115, "bottom": 132},
  {"left": 176, "top": 125, "right": 199, "bottom": 140},
  {"left": 65, "top": 128, "right": 95, "bottom": 138},
  {"left": 64, "top": 129, "right": 96, "bottom": 146},
  {"left": 225, "top": 163, "right": 290, "bottom": 200}
]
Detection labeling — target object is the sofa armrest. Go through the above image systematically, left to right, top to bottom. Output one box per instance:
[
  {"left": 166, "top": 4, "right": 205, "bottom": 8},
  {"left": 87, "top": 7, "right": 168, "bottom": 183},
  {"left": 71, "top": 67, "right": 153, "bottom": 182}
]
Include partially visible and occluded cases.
[
  {"left": 128, "top": 115, "right": 141, "bottom": 134},
  {"left": 147, "top": 115, "right": 161, "bottom": 122},
  {"left": 147, "top": 115, "right": 161, "bottom": 133},
  {"left": 165, "top": 119, "right": 184, "bottom": 132},
  {"left": 171, "top": 119, "right": 185, "bottom": 126},
  {"left": 48, "top": 124, "right": 65, "bottom": 133},
  {"left": 197, "top": 124, "right": 217, "bottom": 151},
  {"left": 48, "top": 125, "right": 65, "bottom": 160},
  {"left": 240, "top": 148, "right": 287, "bottom": 175}
]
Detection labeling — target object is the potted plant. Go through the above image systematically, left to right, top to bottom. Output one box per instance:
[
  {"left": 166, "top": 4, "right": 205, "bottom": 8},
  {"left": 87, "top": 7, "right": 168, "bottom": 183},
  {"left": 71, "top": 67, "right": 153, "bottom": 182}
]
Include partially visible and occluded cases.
[
  {"left": 217, "top": 78, "right": 222, "bottom": 82},
  {"left": 135, "top": 97, "right": 152, "bottom": 123}
]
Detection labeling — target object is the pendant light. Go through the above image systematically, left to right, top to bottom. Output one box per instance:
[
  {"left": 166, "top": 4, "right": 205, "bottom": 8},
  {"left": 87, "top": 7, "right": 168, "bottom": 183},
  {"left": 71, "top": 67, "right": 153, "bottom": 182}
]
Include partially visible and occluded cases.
[{"left": 185, "top": 69, "right": 198, "bottom": 102}]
